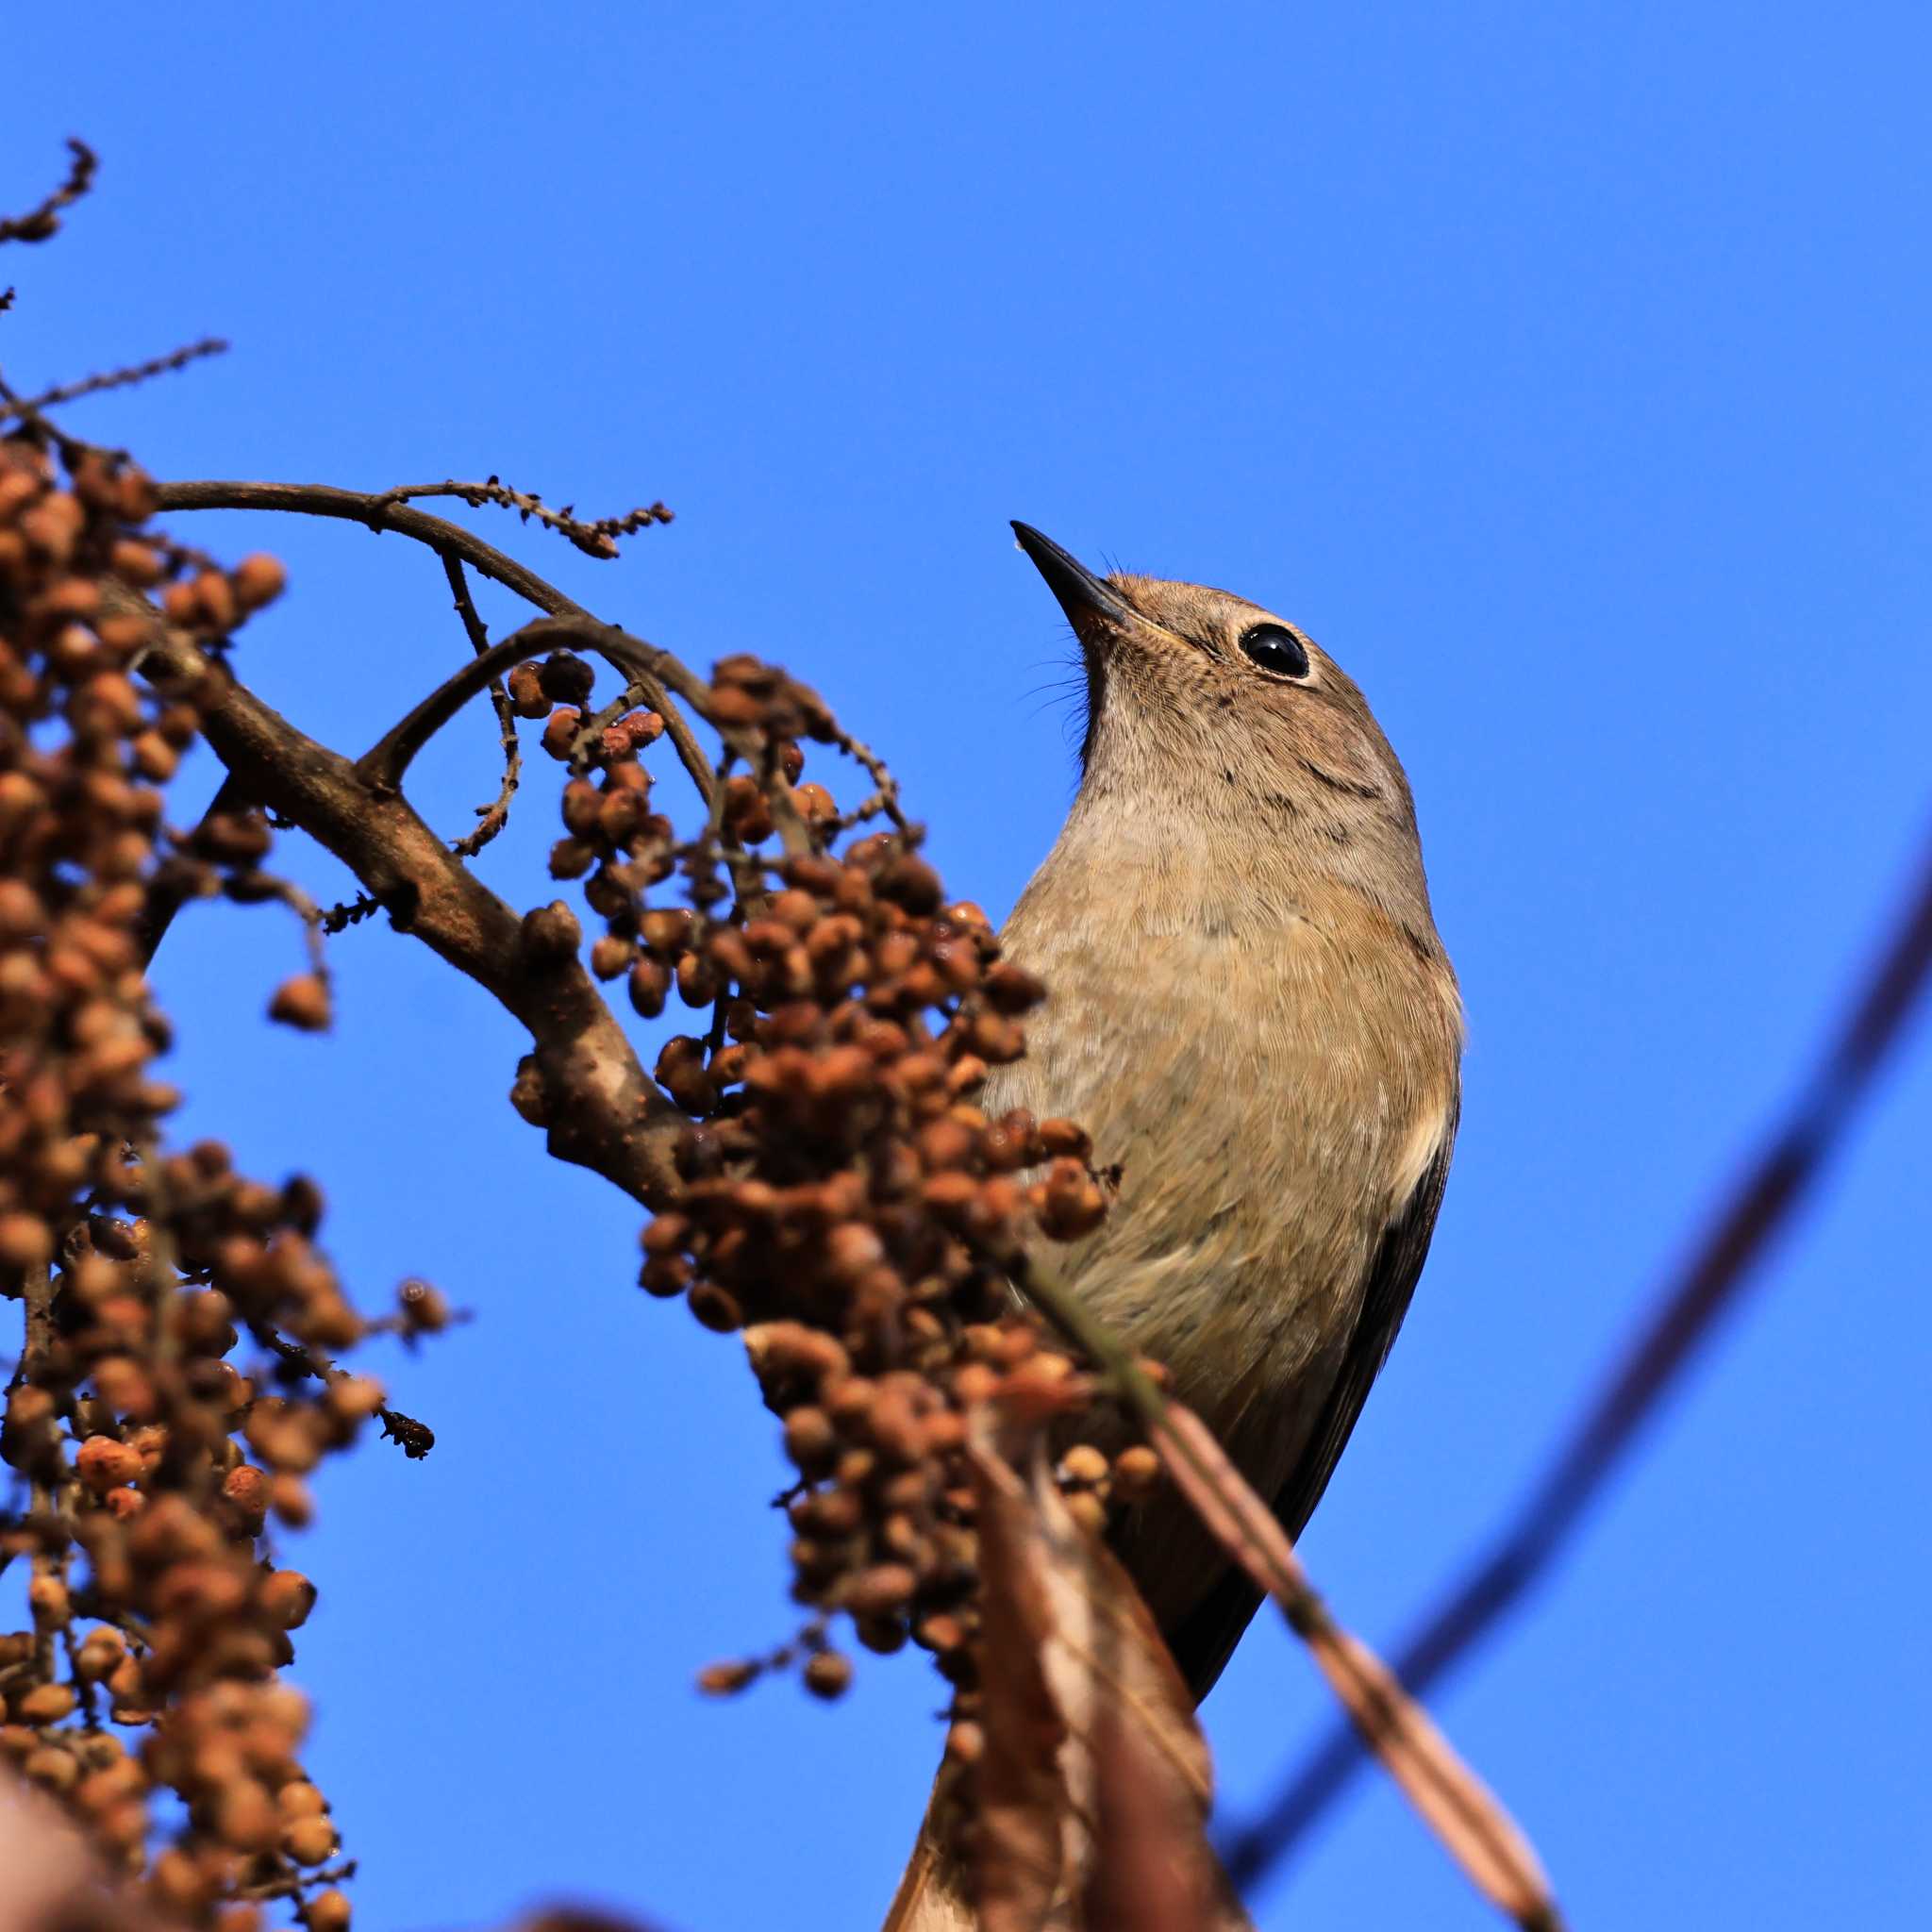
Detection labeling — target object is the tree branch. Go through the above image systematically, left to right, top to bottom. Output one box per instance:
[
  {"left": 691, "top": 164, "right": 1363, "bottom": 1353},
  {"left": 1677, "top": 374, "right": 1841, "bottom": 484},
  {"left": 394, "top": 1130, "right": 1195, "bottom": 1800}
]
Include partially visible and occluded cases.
[
  {"left": 148, "top": 478, "right": 718, "bottom": 804},
  {"left": 129, "top": 603, "right": 686, "bottom": 1208}
]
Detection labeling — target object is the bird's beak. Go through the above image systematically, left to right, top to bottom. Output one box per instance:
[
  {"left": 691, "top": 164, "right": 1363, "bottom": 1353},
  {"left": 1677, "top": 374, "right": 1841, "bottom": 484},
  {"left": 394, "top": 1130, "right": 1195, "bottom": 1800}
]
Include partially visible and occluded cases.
[{"left": 1010, "top": 522, "right": 1142, "bottom": 640}]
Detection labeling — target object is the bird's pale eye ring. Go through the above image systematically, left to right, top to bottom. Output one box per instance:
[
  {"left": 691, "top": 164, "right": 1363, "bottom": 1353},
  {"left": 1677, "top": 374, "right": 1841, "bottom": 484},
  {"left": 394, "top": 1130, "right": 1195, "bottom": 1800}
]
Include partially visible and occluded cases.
[{"left": 1237, "top": 624, "right": 1310, "bottom": 680}]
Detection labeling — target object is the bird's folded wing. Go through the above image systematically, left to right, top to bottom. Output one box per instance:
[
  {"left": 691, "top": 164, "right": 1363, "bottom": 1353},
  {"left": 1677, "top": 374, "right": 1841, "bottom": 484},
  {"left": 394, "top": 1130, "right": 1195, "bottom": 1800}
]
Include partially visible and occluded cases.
[{"left": 1162, "top": 1113, "right": 1458, "bottom": 1702}]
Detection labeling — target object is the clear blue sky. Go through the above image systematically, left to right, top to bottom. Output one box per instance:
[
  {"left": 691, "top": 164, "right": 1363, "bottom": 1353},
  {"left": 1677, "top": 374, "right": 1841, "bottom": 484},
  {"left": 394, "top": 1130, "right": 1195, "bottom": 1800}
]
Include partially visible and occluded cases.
[{"left": 8, "top": 5, "right": 1929, "bottom": 1927}]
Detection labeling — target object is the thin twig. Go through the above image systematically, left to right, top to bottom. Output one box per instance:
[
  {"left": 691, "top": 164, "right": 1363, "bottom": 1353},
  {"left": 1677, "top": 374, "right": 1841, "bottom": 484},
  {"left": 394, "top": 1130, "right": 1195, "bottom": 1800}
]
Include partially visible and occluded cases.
[
  {"left": 0, "top": 139, "right": 97, "bottom": 245},
  {"left": 0, "top": 337, "right": 227, "bottom": 425},
  {"left": 373, "top": 475, "right": 673, "bottom": 559},
  {"left": 149, "top": 478, "right": 719, "bottom": 805},
  {"left": 439, "top": 554, "right": 523, "bottom": 858},
  {"left": 355, "top": 615, "right": 697, "bottom": 791},
  {"left": 827, "top": 720, "right": 910, "bottom": 834},
  {"left": 137, "top": 772, "right": 330, "bottom": 983},
  {"left": 1222, "top": 811, "right": 1932, "bottom": 1891},
  {"left": 225, "top": 870, "right": 331, "bottom": 981},
  {"left": 319, "top": 892, "right": 380, "bottom": 935},
  {"left": 22, "top": 1261, "right": 61, "bottom": 1684},
  {"left": 249, "top": 1322, "right": 434, "bottom": 1460},
  {"left": 240, "top": 1858, "right": 357, "bottom": 1904}
]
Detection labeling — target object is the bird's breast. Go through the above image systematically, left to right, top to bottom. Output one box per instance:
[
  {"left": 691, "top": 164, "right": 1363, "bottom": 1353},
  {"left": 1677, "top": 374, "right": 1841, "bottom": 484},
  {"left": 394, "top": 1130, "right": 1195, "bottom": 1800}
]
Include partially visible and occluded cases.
[{"left": 989, "top": 858, "right": 1459, "bottom": 1506}]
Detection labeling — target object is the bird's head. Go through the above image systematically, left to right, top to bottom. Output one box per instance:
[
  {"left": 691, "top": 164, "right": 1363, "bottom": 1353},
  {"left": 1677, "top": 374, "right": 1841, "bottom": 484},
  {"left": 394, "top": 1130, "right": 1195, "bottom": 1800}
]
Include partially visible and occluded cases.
[{"left": 1010, "top": 522, "right": 1432, "bottom": 921}]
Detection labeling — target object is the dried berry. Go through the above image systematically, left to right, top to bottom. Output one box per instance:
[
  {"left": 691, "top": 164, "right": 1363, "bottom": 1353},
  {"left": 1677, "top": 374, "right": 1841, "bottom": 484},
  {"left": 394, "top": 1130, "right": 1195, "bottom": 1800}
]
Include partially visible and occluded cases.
[{"left": 267, "top": 974, "right": 331, "bottom": 1032}]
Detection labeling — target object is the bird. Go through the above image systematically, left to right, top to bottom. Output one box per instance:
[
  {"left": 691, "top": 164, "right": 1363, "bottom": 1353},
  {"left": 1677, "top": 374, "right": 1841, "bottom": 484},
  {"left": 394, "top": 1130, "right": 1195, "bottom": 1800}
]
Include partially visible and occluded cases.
[{"left": 989, "top": 523, "right": 1464, "bottom": 1701}]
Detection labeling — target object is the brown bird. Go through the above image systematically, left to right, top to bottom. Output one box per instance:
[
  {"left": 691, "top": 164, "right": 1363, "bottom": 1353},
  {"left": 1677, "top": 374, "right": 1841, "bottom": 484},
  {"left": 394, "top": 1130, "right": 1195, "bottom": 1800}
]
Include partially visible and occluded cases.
[{"left": 991, "top": 523, "right": 1464, "bottom": 1700}]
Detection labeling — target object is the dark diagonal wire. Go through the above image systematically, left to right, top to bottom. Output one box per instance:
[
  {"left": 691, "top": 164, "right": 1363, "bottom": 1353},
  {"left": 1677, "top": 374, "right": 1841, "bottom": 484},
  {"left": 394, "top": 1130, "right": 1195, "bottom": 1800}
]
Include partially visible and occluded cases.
[{"left": 1223, "top": 813, "right": 1932, "bottom": 1893}]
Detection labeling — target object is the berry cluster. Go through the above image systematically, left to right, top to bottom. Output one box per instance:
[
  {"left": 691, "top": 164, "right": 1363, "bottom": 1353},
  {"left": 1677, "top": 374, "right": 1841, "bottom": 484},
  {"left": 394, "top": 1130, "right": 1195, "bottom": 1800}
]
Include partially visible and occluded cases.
[
  {"left": 0, "top": 435, "right": 433, "bottom": 1930},
  {"left": 518, "top": 642, "right": 1158, "bottom": 1760}
]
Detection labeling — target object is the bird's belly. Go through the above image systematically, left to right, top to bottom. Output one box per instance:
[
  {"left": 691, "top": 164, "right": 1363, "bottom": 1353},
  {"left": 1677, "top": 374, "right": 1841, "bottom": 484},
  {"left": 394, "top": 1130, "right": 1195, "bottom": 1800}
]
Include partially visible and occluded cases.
[
  {"left": 985, "top": 922, "right": 1440, "bottom": 1630},
  {"left": 996, "top": 1019, "right": 1386, "bottom": 1474}
]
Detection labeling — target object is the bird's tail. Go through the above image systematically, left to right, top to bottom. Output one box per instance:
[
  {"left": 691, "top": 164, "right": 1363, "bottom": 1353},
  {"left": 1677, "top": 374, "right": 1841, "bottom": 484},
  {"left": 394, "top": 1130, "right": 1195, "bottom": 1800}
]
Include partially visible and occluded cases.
[{"left": 879, "top": 1764, "right": 976, "bottom": 1932}]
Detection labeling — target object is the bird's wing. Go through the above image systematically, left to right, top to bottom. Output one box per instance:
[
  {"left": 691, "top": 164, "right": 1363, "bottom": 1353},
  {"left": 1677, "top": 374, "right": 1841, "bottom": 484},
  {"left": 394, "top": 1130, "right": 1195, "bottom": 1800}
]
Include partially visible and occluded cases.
[{"left": 1161, "top": 1113, "right": 1458, "bottom": 1702}]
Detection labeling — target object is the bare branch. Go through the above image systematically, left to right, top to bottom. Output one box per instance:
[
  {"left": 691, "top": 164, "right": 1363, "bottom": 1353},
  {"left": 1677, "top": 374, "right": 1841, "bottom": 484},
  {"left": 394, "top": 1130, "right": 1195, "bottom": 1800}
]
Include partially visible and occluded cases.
[{"left": 127, "top": 604, "right": 687, "bottom": 1208}]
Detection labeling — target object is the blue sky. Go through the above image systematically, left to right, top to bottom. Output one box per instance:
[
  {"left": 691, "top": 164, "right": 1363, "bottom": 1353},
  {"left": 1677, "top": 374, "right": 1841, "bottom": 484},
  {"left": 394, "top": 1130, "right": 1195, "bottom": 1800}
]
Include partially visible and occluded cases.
[{"left": 7, "top": 5, "right": 1929, "bottom": 1927}]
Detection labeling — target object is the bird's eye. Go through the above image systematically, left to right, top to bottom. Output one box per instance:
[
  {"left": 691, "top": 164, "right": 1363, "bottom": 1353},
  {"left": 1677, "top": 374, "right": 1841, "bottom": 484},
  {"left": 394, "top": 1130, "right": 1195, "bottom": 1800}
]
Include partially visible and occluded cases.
[{"left": 1238, "top": 624, "right": 1310, "bottom": 679}]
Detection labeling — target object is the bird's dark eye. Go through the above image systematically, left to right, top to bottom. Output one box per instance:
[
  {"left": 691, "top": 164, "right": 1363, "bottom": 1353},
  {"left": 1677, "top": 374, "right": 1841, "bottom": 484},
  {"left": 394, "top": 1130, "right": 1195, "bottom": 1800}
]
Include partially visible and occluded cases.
[{"left": 1238, "top": 624, "right": 1309, "bottom": 679}]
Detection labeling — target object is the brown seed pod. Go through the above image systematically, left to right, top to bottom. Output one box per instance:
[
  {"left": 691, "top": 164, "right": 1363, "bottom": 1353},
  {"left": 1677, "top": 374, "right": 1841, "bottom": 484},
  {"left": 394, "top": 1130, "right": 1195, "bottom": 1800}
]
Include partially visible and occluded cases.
[
  {"left": 231, "top": 553, "right": 287, "bottom": 611},
  {"left": 537, "top": 651, "right": 596, "bottom": 706},
  {"left": 508, "top": 661, "right": 549, "bottom": 718},
  {"left": 540, "top": 707, "right": 584, "bottom": 759},
  {"left": 627, "top": 955, "right": 672, "bottom": 1018},
  {"left": 267, "top": 974, "right": 331, "bottom": 1033},
  {"left": 1036, "top": 1116, "right": 1093, "bottom": 1161},
  {"left": 1034, "top": 1157, "right": 1108, "bottom": 1241},
  {"left": 0, "top": 1210, "right": 54, "bottom": 1269},
  {"left": 688, "top": 1283, "right": 743, "bottom": 1332},
  {"left": 782, "top": 1407, "right": 838, "bottom": 1473},
  {"left": 75, "top": 1433, "right": 143, "bottom": 1493},
  {"left": 1111, "top": 1443, "right": 1163, "bottom": 1498},
  {"left": 842, "top": 1562, "right": 918, "bottom": 1620},
  {"left": 259, "top": 1570, "right": 318, "bottom": 1630},
  {"left": 802, "top": 1650, "right": 854, "bottom": 1701},
  {"left": 697, "top": 1658, "right": 760, "bottom": 1696},
  {"left": 18, "top": 1682, "right": 78, "bottom": 1724},
  {"left": 281, "top": 1812, "right": 337, "bottom": 1866},
  {"left": 306, "top": 1890, "right": 353, "bottom": 1932}
]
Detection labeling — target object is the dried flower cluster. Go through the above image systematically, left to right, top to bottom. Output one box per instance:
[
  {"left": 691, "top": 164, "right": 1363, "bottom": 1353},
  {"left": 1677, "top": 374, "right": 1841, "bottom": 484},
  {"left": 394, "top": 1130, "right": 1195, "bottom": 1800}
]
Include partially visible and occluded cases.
[
  {"left": 0, "top": 433, "right": 437, "bottom": 1931},
  {"left": 502, "top": 642, "right": 1158, "bottom": 1758}
]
